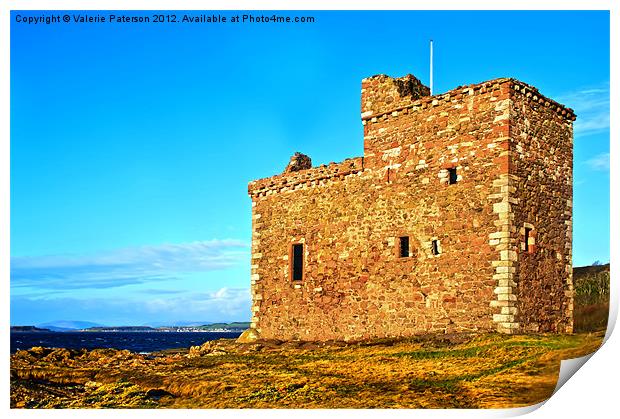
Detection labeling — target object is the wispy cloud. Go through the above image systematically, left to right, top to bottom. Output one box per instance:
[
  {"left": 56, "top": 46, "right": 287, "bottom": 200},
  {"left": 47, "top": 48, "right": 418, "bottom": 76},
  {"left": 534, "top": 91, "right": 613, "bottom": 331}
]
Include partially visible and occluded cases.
[
  {"left": 557, "top": 82, "right": 609, "bottom": 137},
  {"left": 585, "top": 152, "right": 610, "bottom": 171},
  {"left": 11, "top": 240, "right": 249, "bottom": 291},
  {"left": 11, "top": 287, "right": 251, "bottom": 326},
  {"left": 141, "top": 288, "right": 251, "bottom": 318},
  {"left": 139, "top": 289, "right": 187, "bottom": 295}
]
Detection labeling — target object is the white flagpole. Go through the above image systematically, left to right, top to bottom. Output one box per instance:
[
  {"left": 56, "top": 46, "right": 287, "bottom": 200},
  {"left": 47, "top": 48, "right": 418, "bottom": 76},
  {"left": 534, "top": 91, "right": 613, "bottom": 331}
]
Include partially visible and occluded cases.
[{"left": 430, "top": 39, "right": 434, "bottom": 95}]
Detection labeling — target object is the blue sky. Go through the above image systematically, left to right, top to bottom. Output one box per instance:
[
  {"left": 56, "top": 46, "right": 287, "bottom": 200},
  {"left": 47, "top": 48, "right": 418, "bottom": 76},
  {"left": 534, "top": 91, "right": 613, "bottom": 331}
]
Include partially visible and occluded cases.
[{"left": 10, "top": 10, "right": 610, "bottom": 326}]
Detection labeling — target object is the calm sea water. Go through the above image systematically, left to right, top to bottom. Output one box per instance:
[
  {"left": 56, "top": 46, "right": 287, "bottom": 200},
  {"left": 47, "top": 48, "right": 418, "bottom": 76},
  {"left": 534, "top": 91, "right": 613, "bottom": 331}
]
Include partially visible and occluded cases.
[{"left": 10, "top": 331, "right": 242, "bottom": 354}]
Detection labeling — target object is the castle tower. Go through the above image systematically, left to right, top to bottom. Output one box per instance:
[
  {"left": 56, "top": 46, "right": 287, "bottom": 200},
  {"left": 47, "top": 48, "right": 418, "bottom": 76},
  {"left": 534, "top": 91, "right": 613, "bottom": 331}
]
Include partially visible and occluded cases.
[{"left": 244, "top": 73, "right": 574, "bottom": 342}]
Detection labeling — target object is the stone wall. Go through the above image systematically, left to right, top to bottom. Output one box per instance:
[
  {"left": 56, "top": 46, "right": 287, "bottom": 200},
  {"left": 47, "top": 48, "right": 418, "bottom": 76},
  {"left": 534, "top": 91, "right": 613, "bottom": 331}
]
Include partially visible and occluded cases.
[
  {"left": 361, "top": 74, "right": 430, "bottom": 119},
  {"left": 246, "top": 75, "right": 574, "bottom": 341},
  {"left": 508, "top": 83, "right": 575, "bottom": 333}
]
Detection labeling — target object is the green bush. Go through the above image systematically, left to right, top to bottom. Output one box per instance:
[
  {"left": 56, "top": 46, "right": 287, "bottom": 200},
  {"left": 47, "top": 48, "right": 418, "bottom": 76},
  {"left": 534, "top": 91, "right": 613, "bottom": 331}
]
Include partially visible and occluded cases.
[{"left": 573, "top": 264, "right": 610, "bottom": 332}]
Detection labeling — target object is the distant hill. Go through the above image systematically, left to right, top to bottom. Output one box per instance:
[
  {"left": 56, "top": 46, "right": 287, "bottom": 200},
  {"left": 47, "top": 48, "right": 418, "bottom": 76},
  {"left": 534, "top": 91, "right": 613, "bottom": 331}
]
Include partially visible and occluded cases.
[
  {"left": 574, "top": 262, "right": 610, "bottom": 279},
  {"left": 28, "top": 320, "right": 250, "bottom": 332},
  {"left": 37, "top": 320, "right": 105, "bottom": 331},
  {"left": 145, "top": 321, "right": 215, "bottom": 328},
  {"left": 145, "top": 321, "right": 250, "bottom": 330},
  {"left": 197, "top": 322, "right": 250, "bottom": 331},
  {"left": 11, "top": 326, "right": 52, "bottom": 332},
  {"left": 84, "top": 326, "right": 156, "bottom": 332}
]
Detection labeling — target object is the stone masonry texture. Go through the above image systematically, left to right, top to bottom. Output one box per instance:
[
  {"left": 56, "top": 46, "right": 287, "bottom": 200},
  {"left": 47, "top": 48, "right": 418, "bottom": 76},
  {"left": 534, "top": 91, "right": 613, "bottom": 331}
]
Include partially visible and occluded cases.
[{"left": 247, "top": 73, "right": 575, "bottom": 341}]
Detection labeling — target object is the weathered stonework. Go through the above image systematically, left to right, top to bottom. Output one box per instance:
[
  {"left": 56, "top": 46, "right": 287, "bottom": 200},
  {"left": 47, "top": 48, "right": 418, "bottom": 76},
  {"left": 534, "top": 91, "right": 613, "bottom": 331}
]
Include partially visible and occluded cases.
[
  {"left": 246, "top": 73, "right": 575, "bottom": 341},
  {"left": 284, "top": 152, "right": 312, "bottom": 173}
]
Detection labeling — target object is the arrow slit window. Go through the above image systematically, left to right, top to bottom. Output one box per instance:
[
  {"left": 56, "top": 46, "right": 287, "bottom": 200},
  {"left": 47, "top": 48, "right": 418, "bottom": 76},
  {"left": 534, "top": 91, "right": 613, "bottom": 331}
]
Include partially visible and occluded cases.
[{"left": 292, "top": 244, "right": 304, "bottom": 281}]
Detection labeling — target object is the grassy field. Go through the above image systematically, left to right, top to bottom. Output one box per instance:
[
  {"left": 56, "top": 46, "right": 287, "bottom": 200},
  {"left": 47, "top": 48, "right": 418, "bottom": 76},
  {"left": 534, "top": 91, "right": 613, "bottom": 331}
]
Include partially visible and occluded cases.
[
  {"left": 10, "top": 264, "right": 610, "bottom": 409},
  {"left": 11, "top": 330, "right": 605, "bottom": 408}
]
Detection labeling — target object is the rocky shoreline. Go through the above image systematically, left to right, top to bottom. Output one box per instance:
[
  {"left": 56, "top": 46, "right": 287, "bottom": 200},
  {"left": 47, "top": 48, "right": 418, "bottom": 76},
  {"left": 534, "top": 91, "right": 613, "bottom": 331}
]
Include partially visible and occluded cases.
[{"left": 11, "top": 331, "right": 605, "bottom": 408}]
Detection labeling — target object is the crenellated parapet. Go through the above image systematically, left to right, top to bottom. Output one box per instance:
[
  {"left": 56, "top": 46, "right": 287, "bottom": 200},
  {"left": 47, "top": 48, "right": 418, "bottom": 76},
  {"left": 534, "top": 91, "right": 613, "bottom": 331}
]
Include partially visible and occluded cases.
[
  {"left": 361, "top": 77, "right": 576, "bottom": 124},
  {"left": 248, "top": 157, "right": 364, "bottom": 198}
]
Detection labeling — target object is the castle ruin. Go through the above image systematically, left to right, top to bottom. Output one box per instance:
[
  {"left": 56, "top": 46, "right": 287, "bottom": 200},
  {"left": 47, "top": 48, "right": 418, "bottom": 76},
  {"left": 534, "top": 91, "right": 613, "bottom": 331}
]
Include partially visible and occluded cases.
[{"left": 244, "top": 73, "right": 575, "bottom": 342}]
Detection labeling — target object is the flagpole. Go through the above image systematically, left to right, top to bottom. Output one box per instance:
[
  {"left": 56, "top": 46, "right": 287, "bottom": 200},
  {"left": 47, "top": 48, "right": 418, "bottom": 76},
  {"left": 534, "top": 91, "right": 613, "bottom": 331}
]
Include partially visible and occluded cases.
[{"left": 430, "top": 39, "right": 434, "bottom": 95}]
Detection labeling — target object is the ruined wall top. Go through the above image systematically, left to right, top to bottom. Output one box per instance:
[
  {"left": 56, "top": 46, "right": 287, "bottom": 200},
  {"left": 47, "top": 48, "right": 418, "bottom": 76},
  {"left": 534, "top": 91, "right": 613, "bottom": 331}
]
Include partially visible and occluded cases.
[
  {"left": 361, "top": 74, "right": 431, "bottom": 118},
  {"left": 247, "top": 75, "right": 576, "bottom": 198},
  {"left": 361, "top": 77, "right": 576, "bottom": 123},
  {"left": 283, "top": 152, "right": 312, "bottom": 173},
  {"left": 248, "top": 157, "right": 363, "bottom": 197}
]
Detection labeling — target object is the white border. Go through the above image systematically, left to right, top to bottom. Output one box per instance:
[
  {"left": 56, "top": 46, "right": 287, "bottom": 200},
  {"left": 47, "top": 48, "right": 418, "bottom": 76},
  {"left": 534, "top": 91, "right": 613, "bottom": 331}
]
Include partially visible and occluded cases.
[{"left": 1, "top": 1, "right": 616, "bottom": 418}]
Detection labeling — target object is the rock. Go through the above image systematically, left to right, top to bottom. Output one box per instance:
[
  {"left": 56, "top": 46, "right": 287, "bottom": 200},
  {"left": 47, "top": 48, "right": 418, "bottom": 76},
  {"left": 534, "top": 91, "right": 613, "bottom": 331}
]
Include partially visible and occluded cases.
[
  {"left": 236, "top": 328, "right": 260, "bottom": 343},
  {"left": 29, "top": 346, "right": 53, "bottom": 358},
  {"left": 43, "top": 348, "right": 75, "bottom": 363},
  {"left": 145, "top": 388, "right": 174, "bottom": 400}
]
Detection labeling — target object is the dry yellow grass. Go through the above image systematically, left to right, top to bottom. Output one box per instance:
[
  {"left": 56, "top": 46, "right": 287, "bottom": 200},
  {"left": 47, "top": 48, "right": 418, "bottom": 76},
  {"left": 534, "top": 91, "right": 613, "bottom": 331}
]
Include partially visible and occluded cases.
[{"left": 10, "top": 330, "right": 605, "bottom": 409}]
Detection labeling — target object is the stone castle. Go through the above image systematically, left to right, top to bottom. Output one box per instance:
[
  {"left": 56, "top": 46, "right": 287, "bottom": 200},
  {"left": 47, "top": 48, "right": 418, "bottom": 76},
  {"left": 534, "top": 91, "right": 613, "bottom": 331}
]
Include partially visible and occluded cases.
[{"left": 244, "top": 73, "right": 575, "bottom": 342}]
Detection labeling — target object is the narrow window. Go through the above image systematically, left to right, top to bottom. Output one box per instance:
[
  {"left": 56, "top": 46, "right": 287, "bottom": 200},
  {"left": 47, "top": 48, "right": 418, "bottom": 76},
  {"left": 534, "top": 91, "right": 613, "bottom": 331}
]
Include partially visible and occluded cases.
[
  {"left": 448, "top": 168, "right": 458, "bottom": 184},
  {"left": 524, "top": 227, "right": 532, "bottom": 253},
  {"left": 399, "top": 236, "right": 410, "bottom": 258},
  {"left": 431, "top": 239, "right": 440, "bottom": 256},
  {"left": 292, "top": 244, "right": 304, "bottom": 281}
]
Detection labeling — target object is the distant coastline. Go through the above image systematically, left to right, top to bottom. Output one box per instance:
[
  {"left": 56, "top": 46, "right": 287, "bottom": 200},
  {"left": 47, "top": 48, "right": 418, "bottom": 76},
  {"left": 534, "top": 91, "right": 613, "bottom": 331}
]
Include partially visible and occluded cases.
[
  {"left": 11, "top": 321, "right": 251, "bottom": 333},
  {"left": 10, "top": 326, "right": 53, "bottom": 333}
]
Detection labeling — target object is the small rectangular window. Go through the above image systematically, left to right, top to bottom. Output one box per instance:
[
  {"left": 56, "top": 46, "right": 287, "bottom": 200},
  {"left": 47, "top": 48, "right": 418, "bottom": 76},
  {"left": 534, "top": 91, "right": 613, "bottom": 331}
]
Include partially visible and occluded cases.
[
  {"left": 448, "top": 168, "right": 458, "bottom": 185},
  {"left": 524, "top": 227, "right": 532, "bottom": 253},
  {"left": 399, "top": 236, "right": 409, "bottom": 258},
  {"left": 431, "top": 239, "right": 440, "bottom": 256},
  {"left": 292, "top": 244, "right": 304, "bottom": 281}
]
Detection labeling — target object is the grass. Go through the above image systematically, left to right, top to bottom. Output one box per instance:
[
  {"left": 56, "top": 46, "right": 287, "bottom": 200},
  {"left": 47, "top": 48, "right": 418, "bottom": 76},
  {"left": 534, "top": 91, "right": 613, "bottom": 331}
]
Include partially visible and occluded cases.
[{"left": 11, "top": 330, "right": 605, "bottom": 409}]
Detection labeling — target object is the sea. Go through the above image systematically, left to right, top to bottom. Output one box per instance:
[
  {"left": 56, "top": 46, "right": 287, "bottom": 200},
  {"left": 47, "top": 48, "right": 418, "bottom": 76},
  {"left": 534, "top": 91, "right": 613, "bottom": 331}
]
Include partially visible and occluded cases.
[{"left": 10, "top": 331, "right": 242, "bottom": 354}]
